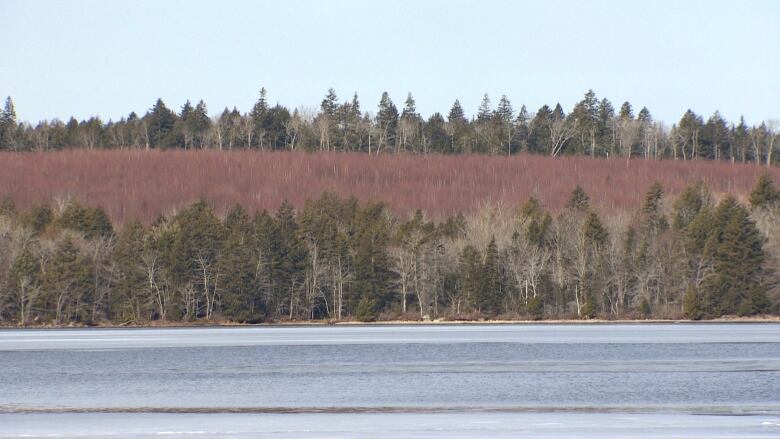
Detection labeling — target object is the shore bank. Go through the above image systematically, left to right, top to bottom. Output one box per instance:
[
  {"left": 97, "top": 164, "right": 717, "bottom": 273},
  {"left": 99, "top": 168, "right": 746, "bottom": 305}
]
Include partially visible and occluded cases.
[{"left": 3, "top": 315, "right": 779, "bottom": 329}]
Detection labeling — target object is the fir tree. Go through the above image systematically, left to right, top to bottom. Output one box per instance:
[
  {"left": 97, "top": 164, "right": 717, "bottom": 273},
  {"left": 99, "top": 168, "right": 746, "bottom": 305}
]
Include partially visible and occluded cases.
[
  {"left": 320, "top": 88, "right": 339, "bottom": 117},
  {"left": 477, "top": 94, "right": 492, "bottom": 122},
  {"left": 448, "top": 99, "right": 466, "bottom": 124},
  {"left": 749, "top": 173, "right": 779, "bottom": 210},
  {"left": 673, "top": 181, "right": 710, "bottom": 230},
  {"left": 640, "top": 182, "right": 669, "bottom": 236},
  {"left": 566, "top": 185, "right": 590, "bottom": 212},
  {"left": 220, "top": 205, "right": 262, "bottom": 322},
  {"left": 44, "top": 236, "right": 91, "bottom": 323},
  {"left": 478, "top": 236, "right": 504, "bottom": 315}
]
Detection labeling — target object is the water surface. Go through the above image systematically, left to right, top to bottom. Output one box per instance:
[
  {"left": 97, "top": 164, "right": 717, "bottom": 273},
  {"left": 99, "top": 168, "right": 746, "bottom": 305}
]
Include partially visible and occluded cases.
[{"left": 0, "top": 323, "right": 778, "bottom": 438}]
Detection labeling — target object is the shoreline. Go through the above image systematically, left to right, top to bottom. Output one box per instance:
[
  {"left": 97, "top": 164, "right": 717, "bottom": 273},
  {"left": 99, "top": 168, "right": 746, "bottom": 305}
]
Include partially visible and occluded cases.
[{"left": 2, "top": 315, "right": 779, "bottom": 329}]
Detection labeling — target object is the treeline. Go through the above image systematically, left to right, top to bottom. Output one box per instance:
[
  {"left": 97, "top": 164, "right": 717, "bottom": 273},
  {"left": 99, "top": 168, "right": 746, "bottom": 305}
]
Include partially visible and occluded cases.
[
  {"left": 0, "top": 89, "right": 777, "bottom": 164},
  {"left": 0, "top": 177, "right": 778, "bottom": 325}
]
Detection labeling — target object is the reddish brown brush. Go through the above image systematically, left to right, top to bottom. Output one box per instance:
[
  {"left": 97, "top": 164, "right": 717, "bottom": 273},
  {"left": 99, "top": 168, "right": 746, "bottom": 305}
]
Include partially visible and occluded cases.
[{"left": 0, "top": 149, "right": 776, "bottom": 224}]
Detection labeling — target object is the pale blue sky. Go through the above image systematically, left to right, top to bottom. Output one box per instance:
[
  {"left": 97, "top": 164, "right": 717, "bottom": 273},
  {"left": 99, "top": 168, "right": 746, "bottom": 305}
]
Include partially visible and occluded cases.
[{"left": 1, "top": 0, "right": 778, "bottom": 125}]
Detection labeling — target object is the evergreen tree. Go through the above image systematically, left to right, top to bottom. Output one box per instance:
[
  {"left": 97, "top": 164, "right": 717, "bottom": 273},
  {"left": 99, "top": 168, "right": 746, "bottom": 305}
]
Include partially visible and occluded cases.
[
  {"left": 320, "top": 88, "right": 339, "bottom": 117},
  {"left": 376, "top": 92, "right": 398, "bottom": 151},
  {"left": 401, "top": 93, "right": 418, "bottom": 119},
  {"left": 477, "top": 94, "right": 492, "bottom": 122},
  {"left": 496, "top": 95, "right": 513, "bottom": 123},
  {"left": 0, "top": 96, "right": 17, "bottom": 150},
  {"left": 144, "top": 98, "right": 177, "bottom": 148},
  {"left": 597, "top": 98, "right": 615, "bottom": 154},
  {"left": 447, "top": 99, "right": 466, "bottom": 124},
  {"left": 619, "top": 101, "right": 634, "bottom": 120},
  {"left": 528, "top": 105, "right": 553, "bottom": 153},
  {"left": 637, "top": 107, "right": 652, "bottom": 123},
  {"left": 424, "top": 113, "right": 449, "bottom": 153},
  {"left": 749, "top": 173, "right": 779, "bottom": 210},
  {"left": 672, "top": 181, "right": 710, "bottom": 230},
  {"left": 640, "top": 182, "right": 669, "bottom": 236},
  {"left": 566, "top": 185, "right": 590, "bottom": 212},
  {"left": 519, "top": 197, "right": 552, "bottom": 247},
  {"left": 694, "top": 197, "right": 770, "bottom": 317},
  {"left": 169, "top": 201, "right": 223, "bottom": 318},
  {"left": 267, "top": 201, "right": 308, "bottom": 318},
  {"left": 351, "top": 202, "right": 392, "bottom": 320},
  {"left": 220, "top": 204, "right": 262, "bottom": 321},
  {"left": 21, "top": 206, "right": 53, "bottom": 236},
  {"left": 583, "top": 212, "right": 608, "bottom": 247},
  {"left": 112, "top": 221, "right": 147, "bottom": 322},
  {"left": 44, "top": 236, "right": 91, "bottom": 323},
  {"left": 478, "top": 237, "right": 504, "bottom": 315},
  {"left": 459, "top": 244, "right": 483, "bottom": 313},
  {"left": 683, "top": 284, "right": 704, "bottom": 320}
]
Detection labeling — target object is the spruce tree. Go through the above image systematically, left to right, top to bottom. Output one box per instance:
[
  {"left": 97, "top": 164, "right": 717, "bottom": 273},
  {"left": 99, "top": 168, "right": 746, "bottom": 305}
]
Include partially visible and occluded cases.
[
  {"left": 477, "top": 94, "right": 492, "bottom": 122},
  {"left": 0, "top": 96, "right": 17, "bottom": 149},
  {"left": 448, "top": 100, "right": 466, "bottom": 124},
  {"left": 749, "top": 173, "right": 779, "bottom": 210},
  {"left": 673, "top": 181, "right": 710, "bottom": 230},
  {"left": 640, "top": 182, "right": 669, "bottom": 236},
  {"left": 566, "top": 185, "right": 591, "bottom": 212},
  {"left": 351, "top": 202, "right": 392, "bottom": 320},
  {"left": 220, "top": 205, "right": 261, "bottom": 322},
  {"left": 112, "top": 221, "right": 147, "bottom": 322},
  {"left": 44, "top": 236, "right": 91, "bottom": 323},
  {"left": 479, "top": 237, "right": 504, "bottom": 315},
  {"left": 459, "top": 244, "right": 483, "bottom": 313}
]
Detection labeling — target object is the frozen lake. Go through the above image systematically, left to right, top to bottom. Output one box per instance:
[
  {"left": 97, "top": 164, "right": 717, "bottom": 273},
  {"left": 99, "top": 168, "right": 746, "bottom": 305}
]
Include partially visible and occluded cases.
[{"left": 0, "top": 323, "right": 778, "bottom": 438}]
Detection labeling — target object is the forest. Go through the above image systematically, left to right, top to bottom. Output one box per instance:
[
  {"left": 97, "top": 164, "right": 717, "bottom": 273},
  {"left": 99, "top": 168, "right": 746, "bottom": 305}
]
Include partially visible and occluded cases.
[
  {"left": 0, "top": 88, "right": 778, "bottom": 164},
  {"left": 0, "top": 175, "right": 778, "bottom": 325}
]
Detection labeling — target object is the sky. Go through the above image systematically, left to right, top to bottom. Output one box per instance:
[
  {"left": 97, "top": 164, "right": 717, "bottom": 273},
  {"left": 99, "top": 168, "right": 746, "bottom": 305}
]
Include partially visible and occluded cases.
[{"left": 1, "top": 0, "right": 778, "bottom": 125}]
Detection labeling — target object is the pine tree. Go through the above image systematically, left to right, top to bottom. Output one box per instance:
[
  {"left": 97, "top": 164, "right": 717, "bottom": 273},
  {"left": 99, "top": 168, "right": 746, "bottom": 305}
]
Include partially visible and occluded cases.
[
  {"left": 252, "top": 87, "right": 269, "bottom": 118},
  {"left": 320, "top": 88, "right": 339, "bottom": 117},
  {"left": 376, "top": 92, "right": 398, "bottom": 151},
  {"left": 401, "top": 93, "right": 418, "bottom": 119},
  {"left": 477, "top": 94, "right": 492, "bottom": 122},
  {"left": 496, "top": 95, "right": 513, "bottom": 123},
  {"left": 0, "top": 96, "right": 17, "bottom": 150},
  {"left": 145, "top": 98, "right": 177, "bottom": 148},
  {"left": 597, "top": 98, "right": 615, "bottom": 154},
  {"left": 448, "top": 100, "right": 466, "bottom": 124},
  {"left": 619, "top": 101, "right": 634, "bottom": 120},
  {"left": 749, "top": 173, "right": 779, "bottom": 210},
  {"left": 673, "top": 181, "right": 710, "bottom": 230},
  {"left": 640, "top": 182, "right": 669, "bottom": 236},
  {"left": 566, "top": 185, "right": 590, "bottom": 212},
  {"left": 519, "top": 197, "right": 552, "bottom": 247},
  {"left": 694, "top": 197, "right": 770, "bottom": 317},
  {"left": 169, "top": 201, "right": 224, "bottom": 319},
  {"left": 269, "top": 201, "right": 308, "bottom": 319},
  {"left": 351, "top": 202, "right": 392, "bottom": 320},
  {"left": 220, "top": 205, "right": 262, "bottom": 322},
  {"left": 22, "top": 206, "right": 53, "bottom": 236},
  {"left": 583, "top": 212, "right": 608, "bottom": 248},
  {"left": 112, "top": 221, "right": 147, "bottom": 322},
  {"left": 44, "top": 236, "right": 91, "bottom": 323},
  {"left": 478, "top": 237, "right": 504, "bottom": 315},
  {"left": 459, "top": 244, "right": 483, "bottom": 313},
  {"left": 683, "top": 284, "right": 703, "bottom": 320}
]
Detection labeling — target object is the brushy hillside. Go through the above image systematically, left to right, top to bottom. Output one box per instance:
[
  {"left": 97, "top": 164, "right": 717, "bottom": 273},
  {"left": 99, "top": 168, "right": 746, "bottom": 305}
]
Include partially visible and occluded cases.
[{"left": 0, "top": 149, "right": 777, "bottom": 224}]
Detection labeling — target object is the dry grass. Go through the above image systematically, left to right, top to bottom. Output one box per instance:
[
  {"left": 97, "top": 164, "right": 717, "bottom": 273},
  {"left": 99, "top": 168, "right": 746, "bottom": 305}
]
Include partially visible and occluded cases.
[{"left": 0, "top": 150, "right": 776, "bottom": 224}]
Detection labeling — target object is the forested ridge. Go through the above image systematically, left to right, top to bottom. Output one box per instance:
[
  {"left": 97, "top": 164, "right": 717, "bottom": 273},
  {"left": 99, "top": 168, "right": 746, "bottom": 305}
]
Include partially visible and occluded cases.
[
  {"left": 0, "top": 88, "right": 778, "bottom": 163},
  {"left": 1, "top": 176, "right": 778, "bottom": 325}
]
